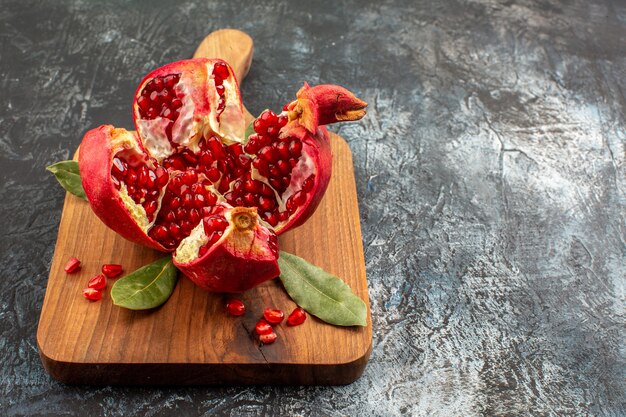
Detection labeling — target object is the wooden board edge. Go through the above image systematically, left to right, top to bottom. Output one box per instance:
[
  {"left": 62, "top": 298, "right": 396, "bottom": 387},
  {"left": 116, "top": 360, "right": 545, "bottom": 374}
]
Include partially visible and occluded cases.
[{"left": 37, "top": 342, "right": 371, "bottom": 386}]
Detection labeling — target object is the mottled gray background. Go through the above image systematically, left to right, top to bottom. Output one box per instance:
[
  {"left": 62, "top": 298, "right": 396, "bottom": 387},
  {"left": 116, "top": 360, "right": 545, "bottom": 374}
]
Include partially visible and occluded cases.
[{"left": 1, "top": 0, "right": 624, "bottom": 415}]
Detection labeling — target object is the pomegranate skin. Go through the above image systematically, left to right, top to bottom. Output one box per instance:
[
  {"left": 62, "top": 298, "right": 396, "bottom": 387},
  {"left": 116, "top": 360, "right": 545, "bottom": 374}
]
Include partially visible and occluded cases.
[
  {"left": 273, "top": 124, "right": 333, "bottom": 235},
  {"left": 79, "top": 125, "right": 168, "bottom": 252},
  {"left": 174, "top": 207, "right": 280, "bottom": 293}
]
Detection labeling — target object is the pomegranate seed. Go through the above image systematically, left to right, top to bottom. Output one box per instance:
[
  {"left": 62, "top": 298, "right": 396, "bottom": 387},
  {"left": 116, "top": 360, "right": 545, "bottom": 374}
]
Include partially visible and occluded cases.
[
  {"left": 213, "top": 62, "right": 230, "bottom": 80},
  {"left": 153, "top": 77, "right": 164, "bottom": 91},
  {"left": 216, "top": 84, "right": 225, "bottom": 95},
  {"left": 137, "top": 95, "right": 150, "bottom": 111},
  {"left": 171, "top": 98, "right": 182, "bottom": 109},
  {"left": 277, "top": 115, "right": 288, "bottom": 127},
  {"left": 267, "top": 126, "right": 280, "bottom": 137},
  {"left": 288, "top": 140, "right": 302, "bottom": 157},
  {"left": 111, "top": 157, "right": 126, "bottom": 178},
  {"left": 154, "top": 167, "right": 168, "bottom": 187},
  {"left": 207, "top": 167, "right": 221, "bottom": 182},
  {"left": 182, "top": 169, "right": 197, "bottom": 185},
  {"left": 126, "top": 170, "right": 137, "bottom": 185},
  {"left": 193, "top": 193, "right": 206, "bottom": 208},
  {"left": 170, "top": 196, "right": 181, "bottom": 209},
  {"left": 258, "top": 196, "right": 274, "bottom": 211},
  {"left": 145, "top": 200, "right": 158, "bottom": 216},
  {"left": 188, "top": 207, "right": 199, "bottom": 222},
  {"left": 265, "top": 212, "right": 278, "bottom": 227},
  {"left": 169, "top": 223, "right": 181, "bottom": 238},
  {"left": 152, "top": 225, "right": 169, "bottom": 241},
  {"left": 198, "top": 246, "right": 208, "bottom": 256},
  {"left": 64, "top": 257, "right": 81, "bottom": 273},
  {"left": 102, "top": 264, "right": 123, "bottom": 278},
  {"left": 88, "top": 273, "right": 107, "bottom": 290},
  {"left": 82, "top": 288, "right": 102, "bottom": 301},
  {"left": 225, "top": 298, "right": 245, "bottom": 316},
  {"left": 287, "top": 307, "right": 307, "bottom": 326},
  {"left": 263, "top": 308, "right": 284, "bottom": 324},
  {"left": 255, "top": 319, "right": 273, "bottom": 335},
  {"left": 259, "top": 331, "right": 277, "bottom": 345}
]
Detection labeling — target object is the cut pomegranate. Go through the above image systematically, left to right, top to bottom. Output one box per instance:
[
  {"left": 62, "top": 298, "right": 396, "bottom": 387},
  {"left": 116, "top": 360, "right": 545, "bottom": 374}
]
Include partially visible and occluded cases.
[
  {"left": 79, "top": 58, "right": 367, "bottom": 293},
  {"left": 173, "top": 206, "right": 280, "bottom": 293},
  {"left": 64, "top": 257, "right": 81, "bottom": 273},
  {"left": 102, "top": 264, "right": 123, "bottom": 278},
  {"left": 87, "top": 274, "right": 107, "bottom": 290},
  {"left": 82, "top": 288, "right": 102, "bottom": 301},
  {"left": 225, "top": 298, "right": 246, "bottom": 316},
  {"left": 287, "top": 307, "right": 307, "bottom": 326},
  {"left": 263, "top": 308, "right": 284, "bottom": 324},
  {"left": 255, "top": 319, "right": 273, "bottom": 335},
  {"left": 259, "top": 331, "right": 277, "bottom": 345}
]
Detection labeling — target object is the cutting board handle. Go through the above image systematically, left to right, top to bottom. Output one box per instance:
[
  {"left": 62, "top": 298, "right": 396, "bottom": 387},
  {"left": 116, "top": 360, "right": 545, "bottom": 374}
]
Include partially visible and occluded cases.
[{"left": 193, "top": 29, "right": 254, "bottom": 121}]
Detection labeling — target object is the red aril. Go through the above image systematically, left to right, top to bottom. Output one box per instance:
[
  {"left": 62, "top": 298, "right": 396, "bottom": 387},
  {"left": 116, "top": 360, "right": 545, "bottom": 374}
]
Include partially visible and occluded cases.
[
  {"left": 78, "top": 58, "right": 367, "bottom": 293},
  {"left": 64, "top": 257, "right": 81, "bottom": 273},
  {"left": 102, "top": 264, "right": 123, "bottom": 278},
  {"left": 87, "top": 274, "right": 107, "bottom": 290},
  {"left": 82, "top": 288, "right": 102, "bottom": 301},
  {"left": 225, "top": 298, "right": 246, "bottom": 316},
  {"left": 287, "top": 307, "right": 307, "bottom": 326},
  {"left": 263, "top": 308, "right": 284, "bottom": 324},
  {"left": 255, "top": 319, "right": 273, "bottom": 335},
  {"left": 259, "top": 331, "right": 277, "bottom": 345}
]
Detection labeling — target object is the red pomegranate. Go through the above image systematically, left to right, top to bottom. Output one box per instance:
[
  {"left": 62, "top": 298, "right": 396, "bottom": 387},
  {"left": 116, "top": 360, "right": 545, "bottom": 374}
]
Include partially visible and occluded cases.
[{"left": 78, "top": 58, "right": 366, "bottom": 292}]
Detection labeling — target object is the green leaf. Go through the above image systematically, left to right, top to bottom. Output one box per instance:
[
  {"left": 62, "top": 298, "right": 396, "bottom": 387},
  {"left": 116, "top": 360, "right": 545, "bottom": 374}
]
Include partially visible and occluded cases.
[
  {"left": 243, "top": 121, "right": 255, "bottom": 144},
  {"left": 46, "top": 160, "right": 87, "bottom": 200},
  {"left": 278, "top": 251, "right": 367, "bottom": 327},
  {"left": 111, "top": 256, "right": 178, "bottom": 310}
]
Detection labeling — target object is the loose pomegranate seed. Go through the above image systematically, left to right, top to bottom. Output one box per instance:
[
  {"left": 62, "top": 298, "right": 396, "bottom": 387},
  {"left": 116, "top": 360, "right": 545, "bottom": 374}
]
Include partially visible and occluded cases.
[
  {"left": 64, "top": 257, "right": 81, "bottom": 273},
  {"left": 101, "top": 264, "right": 123, "bottom": 278},
  {"left": 87, "top": 273, "right": 107, "bottom": 290},
  {"left": 82, "top": 288, "right": 102, "bottom": 301},
  {"left": 225, "top": 299, "right": 245, "bottom": 316},
  {"left": 287, "top": 307, "right": 307, "bottom": 326},
  {"left": 263, "top": 308, "right": 284, "bottom": 324},
  {"left": 255, "top": 319, "right": 273, "bottom": 335},
  {"left": 259, "top": 331, "right": 277, "bottom": 345}
]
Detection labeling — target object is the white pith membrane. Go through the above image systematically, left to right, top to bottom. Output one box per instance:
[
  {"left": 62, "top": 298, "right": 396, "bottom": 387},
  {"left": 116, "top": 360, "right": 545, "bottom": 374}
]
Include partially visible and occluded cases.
[{"left": 174, "top": 221, "right": 207, "bottom": 263}]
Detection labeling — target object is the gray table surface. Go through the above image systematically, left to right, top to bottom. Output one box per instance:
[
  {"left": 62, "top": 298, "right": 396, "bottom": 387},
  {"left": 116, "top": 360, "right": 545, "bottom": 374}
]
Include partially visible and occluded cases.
[{"left": 1, "top": 0, "right": 624, "bottom": 415}]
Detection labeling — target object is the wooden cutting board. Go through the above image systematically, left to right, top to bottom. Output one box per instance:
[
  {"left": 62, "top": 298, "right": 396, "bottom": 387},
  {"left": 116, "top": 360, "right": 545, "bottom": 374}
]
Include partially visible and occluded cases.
[{"left": 37, "top": 29, "right": 371, "bottom": 385}]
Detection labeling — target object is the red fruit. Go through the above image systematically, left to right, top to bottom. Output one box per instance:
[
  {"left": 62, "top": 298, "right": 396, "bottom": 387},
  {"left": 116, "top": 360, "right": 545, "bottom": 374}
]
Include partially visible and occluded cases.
[
  {"left": 78, "top": 58, "right": 366, "bottom": 293},
  {"left": 64, "top": 257, "right": 81, "bottom": 273},
  {"left": 102, "top": 264, "right": 123, "bottom": 278},
  {"left": 87, "top": 274, "right": 107, "bottom": 290},
  {"left": 82, "top": 288, "right": 102, "bottom": 301},
  {"left": 225, "top": 298, "right": 245, "bottom": 316},
  {"left": 287, "top": 307, "right": 307, "bottom": 326},
  {"left": 263, "top": 308, "right": 284, "bottom": 324},
  {"left": 255, "top": 319, "right": 273, "bottom": 335},
  {"left": 259, "top": 331, "right": 277, "bottom": 345}
]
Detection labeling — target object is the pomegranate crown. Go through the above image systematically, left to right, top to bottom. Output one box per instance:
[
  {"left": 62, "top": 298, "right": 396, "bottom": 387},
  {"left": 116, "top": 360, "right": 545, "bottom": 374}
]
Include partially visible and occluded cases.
[{"left": 287, "top": 82, "right": 367, "bottom": 133}]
